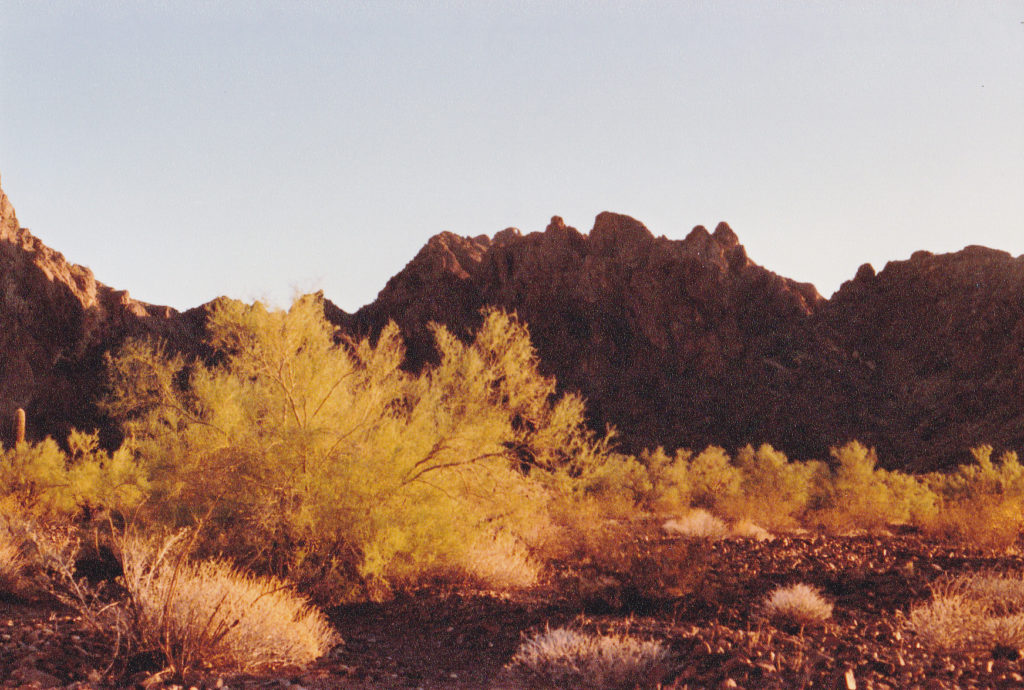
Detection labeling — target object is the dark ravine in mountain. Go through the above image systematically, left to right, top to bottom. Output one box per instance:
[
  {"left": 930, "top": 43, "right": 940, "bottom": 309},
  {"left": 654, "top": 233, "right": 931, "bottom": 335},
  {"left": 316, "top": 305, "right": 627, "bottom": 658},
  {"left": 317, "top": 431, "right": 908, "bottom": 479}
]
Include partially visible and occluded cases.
[{"left": 2, "top": 176, "right": 1022, "bottom": 470}]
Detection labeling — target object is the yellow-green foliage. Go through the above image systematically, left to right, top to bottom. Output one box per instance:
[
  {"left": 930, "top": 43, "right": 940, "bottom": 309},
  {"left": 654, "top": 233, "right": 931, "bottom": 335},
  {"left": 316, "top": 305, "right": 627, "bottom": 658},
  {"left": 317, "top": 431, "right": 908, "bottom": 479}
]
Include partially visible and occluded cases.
[
  {"left": 104, "top": 296, "right": 607, "bottom": 599},
  {"left": 0, "top": 432, "right": 147, "bottom": 517},
  {"left": 809, "top": 441, "right": 935, "bottom": 532},
  {"left": 728, "top": 444, "right": 821, "bottom": 530},
  {"left": 684, "top": 446, "right": 742, "bottom": 510},
  {"left": 924, "top": 446, "right": 1024, "bottom": 549},
  {"left": 634, "top": 447, "right": 692, "bottom": 513}
]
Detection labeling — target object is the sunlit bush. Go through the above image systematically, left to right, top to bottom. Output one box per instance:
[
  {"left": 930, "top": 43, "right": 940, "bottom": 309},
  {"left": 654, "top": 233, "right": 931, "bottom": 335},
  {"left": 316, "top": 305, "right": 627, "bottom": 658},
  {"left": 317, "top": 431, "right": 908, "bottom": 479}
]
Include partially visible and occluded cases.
[
  {"left": 103, "top": 297, "right": 609, "bottom": 599},
  {"left": 0, "top": 431, "right": 148, "bottom": 518},
  {"left": 727, "top": 444, "right": 820, "bottom": 530},
  {"left": 924, "top": 446, "right": 1024, "bottom": 549},
  {"left": 662, "top": 509, "right": 727, "bottom": 540},
  {"left": 120, "top": 532, "right": 337, "bottom": 676},
  {"left": 907, "top": 572, "right": 1024, "bottom": 654},
  {"left": 763, "top": 583, "right": 833, "bottom": 628}
]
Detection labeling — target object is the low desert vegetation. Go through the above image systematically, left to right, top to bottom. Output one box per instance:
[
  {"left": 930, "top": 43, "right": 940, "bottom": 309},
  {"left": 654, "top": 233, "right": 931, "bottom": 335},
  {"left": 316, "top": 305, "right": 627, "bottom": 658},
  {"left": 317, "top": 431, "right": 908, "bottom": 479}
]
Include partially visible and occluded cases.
[
  {"left": 2, "top": 293, "right": 1024, "bottom": 681},
  {"left": 662, "top": 508, "right": 728, "bottom": 540},
  {"left": 0, "top": 519, "right": 26, "bottom": 596},
  {"left": 119, "top": 532, "right": 337, "bottom": 676},
  {"left": 907, "top": 571, "right": 1024, "bottom": 654},
  {"left": 763, "top": 583, "right": 834, "bottom": 628},
  {"left": 507, "top": 625, "right": 671, "bottom": 689}
]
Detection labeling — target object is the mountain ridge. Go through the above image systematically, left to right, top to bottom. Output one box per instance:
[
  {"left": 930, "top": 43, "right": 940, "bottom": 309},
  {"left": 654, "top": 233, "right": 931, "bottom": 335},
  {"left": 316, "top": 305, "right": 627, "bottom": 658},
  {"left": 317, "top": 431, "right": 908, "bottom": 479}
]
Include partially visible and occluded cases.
[{"left": 2, "top": 177, "right": 1022, "bottom": 470}]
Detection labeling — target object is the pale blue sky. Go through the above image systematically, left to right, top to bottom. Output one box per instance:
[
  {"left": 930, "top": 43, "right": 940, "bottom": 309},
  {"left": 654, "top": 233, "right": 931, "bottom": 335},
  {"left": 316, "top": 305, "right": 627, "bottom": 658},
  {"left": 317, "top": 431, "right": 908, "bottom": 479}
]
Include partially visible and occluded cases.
[{"left": 2, "top": 1, "right": 1022, "bottom": 311}]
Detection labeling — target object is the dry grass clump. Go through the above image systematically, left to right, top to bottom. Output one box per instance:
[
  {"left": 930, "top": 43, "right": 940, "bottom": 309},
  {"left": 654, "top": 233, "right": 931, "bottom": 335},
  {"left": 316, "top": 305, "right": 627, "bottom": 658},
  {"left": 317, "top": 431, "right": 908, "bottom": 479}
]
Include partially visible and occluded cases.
[
  {"left": 662, "top": 509, "right": 728, "bottom": 540},
  {"left": 729, "top": 519, "right": 773, "bottom": 541},
  {"left": 0, "top": 524, "right": 26, "bottom": 595},
  {"left": 460, "top": 531, "right": 541, "bottom": 591},
  {"left": 121, "top": 534, "right": 338, "bottom": 676},
  {"left": 907, "top": 572, "right": 1024, "bottom": 653},
  {"left": 763, "top": 583, "right": 833, "bottom": 628},
  {"left": 507, "top": 626, "right": 671, "bottom": 689}
]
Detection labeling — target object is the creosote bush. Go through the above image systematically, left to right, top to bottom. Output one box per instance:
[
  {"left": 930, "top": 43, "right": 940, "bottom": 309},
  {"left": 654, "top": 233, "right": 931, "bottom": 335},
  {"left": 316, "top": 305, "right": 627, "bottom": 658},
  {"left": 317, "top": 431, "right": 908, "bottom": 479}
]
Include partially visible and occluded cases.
[{"left": 507, "top": 626, "right": 670, "bottom": 689}]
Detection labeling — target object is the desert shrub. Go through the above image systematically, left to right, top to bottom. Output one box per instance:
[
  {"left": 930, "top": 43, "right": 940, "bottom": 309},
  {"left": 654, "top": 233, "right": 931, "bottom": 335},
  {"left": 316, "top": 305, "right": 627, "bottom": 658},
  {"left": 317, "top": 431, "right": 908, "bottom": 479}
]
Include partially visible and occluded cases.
[
  {"left": 103, "top": 297, "right": 608, "bottom": 600},
  {"left": 0, "top": 432, "right": 148, "bottom": 518},
  {"left": 809, "top": 441, "right": 928, "bottom": 533},
  {"left": 726, "top": 444, "right": 820, "bottom": 530},
  {"left": 684, "top": 445, "right": 742, "bottom": 511},
  {"left": 923, "top": 446, "right": 1024, "bottom": 549},
  {"left": 633, "top": 447, "right": 692, "bottom": 513},
  {"left": 882, "top": 469, "right": 940, "bottom": 528},
  {"left": 662, "top": 509, "right": 727, "bottom": 540},
  {"left": 0, "top": 518, "right": 26, "bottom": 595},
  {"left": 729, "top": 518, "right": 773, "bottom": 541},
  {"left": 459, "top": 530, "right": 542, "bottom": 591},
  {"left": 119, "top": 532, "right": 337, "bottom": 676},
  {"left": 907, "top": 572, "right": 1024, "bottom": 654},
  {"left": 763, "top": 583, "right": 833, "bottom": 628},
  {"left": 507, "top": 626, "right": 671, "bottom": 689}
]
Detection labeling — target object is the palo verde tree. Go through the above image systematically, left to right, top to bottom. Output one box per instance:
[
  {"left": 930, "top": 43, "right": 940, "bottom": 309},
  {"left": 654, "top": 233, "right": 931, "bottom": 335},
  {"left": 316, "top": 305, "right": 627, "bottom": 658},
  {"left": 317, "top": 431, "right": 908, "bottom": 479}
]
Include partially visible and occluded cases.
[{"left": 103, "top": 295, "right": 608, "bottom": 599}]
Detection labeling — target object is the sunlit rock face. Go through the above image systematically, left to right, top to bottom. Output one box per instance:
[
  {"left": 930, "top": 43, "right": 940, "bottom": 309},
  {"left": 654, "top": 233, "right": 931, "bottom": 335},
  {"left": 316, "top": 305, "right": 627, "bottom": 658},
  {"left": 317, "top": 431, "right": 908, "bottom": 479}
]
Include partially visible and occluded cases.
[{"left": 0, "top": 176, "right": 198, "bottom": 445}]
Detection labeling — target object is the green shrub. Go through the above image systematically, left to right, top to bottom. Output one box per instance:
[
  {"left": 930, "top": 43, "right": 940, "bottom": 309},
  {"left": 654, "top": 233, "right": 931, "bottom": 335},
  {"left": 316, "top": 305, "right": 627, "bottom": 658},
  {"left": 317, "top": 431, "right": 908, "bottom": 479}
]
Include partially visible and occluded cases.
[
  {"left": 103, "top": 297, "right": 608, "bottom": 600},
  {"left": 0, "top": 432, "right": 147, "bottom": 518},
  {"left": 808, "top": 441, "right": 935, "bottom": 533},
  {"left": 727, "top": 444, "right": 820, "bottom": 530},
  {"left": 684, "top": 446, "right": 742, "bottom": 511},
  {"left": 923, "top": 446, "right": 1024, "bottom": 549}
]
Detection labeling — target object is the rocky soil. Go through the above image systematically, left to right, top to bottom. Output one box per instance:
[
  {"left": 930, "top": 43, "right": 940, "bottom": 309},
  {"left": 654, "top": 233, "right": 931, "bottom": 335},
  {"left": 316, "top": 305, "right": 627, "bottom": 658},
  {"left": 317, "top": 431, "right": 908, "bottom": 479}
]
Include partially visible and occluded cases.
[{"left": 4, "top": 532, "right": 1024, "bottom": 688}]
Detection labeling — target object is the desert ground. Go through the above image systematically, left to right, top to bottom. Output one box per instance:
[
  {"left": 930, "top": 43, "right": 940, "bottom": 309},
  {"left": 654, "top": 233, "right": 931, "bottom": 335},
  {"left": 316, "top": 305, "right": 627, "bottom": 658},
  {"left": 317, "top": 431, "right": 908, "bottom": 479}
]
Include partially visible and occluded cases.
[{"left": 4, "top": 528, "right": 1024, "bottom": 689}]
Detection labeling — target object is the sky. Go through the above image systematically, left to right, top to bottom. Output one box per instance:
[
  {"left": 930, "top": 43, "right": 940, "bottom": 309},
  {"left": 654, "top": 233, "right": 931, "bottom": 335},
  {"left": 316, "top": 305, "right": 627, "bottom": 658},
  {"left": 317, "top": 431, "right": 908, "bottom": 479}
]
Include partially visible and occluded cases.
[{"left": 1, "top": 1, "right": 1022, "bottom": 312}]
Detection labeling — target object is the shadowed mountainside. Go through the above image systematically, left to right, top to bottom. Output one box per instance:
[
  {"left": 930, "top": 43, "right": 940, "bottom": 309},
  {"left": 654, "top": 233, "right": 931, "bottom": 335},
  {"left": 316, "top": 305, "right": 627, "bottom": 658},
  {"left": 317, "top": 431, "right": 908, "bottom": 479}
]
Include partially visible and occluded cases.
[
  {"left": 2, "top": 176, "right": 1022, "bottom": 470},
  {"left": 0, "top": 177, "right": 205, "bottom": 446},
  {"left": 334, "top": 215, "right": 1024, "bottom": 471}
]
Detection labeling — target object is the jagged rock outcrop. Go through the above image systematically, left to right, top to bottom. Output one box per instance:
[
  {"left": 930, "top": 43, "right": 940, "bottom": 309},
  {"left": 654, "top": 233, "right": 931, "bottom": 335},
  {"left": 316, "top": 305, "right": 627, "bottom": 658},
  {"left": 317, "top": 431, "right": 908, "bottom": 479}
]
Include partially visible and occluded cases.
[
  {"left": 5, "top": 172, "right": 1022, "bottom": 471},
  {"left": 0, "top": 176, "right": 200, "bottom": 445},
  {"left": 341, "top": 213, "right": 828, "bottom": 459},
  {"left": 339, "top": 214, "right": 1024, "bottom": 470}
]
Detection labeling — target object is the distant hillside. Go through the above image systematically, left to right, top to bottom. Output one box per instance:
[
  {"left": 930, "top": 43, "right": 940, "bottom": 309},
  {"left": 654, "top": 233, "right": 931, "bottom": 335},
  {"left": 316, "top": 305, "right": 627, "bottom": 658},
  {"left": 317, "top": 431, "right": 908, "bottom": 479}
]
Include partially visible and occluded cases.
[{"left": 3, "top": 175, "right": 1022, "bottom": 469}]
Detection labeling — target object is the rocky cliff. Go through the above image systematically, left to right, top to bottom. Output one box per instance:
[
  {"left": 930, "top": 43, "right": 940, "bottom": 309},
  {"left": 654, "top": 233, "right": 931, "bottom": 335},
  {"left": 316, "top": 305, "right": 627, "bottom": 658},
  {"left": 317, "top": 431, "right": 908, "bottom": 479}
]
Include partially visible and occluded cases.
[
  {"left": 0, "top": 176, "right": 201, "bottom": 445},
  {"left": 340, "top": 213, "right": 828, "bottom": 458}
]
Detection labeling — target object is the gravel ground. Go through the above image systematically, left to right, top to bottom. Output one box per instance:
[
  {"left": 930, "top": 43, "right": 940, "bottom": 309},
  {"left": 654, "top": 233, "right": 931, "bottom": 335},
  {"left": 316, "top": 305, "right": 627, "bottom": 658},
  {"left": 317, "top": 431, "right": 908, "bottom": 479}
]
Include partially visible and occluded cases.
[{"left": 3, "top": 532, "right": 1024, "bottom": 688}]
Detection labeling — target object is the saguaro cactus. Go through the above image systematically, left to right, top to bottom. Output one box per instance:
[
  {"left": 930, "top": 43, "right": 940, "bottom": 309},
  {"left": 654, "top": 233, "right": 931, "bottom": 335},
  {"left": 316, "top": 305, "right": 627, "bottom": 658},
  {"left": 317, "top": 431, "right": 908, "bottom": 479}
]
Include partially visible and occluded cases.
[{"left": 14, "top": 407, "right": 25, "bottom": 445}]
